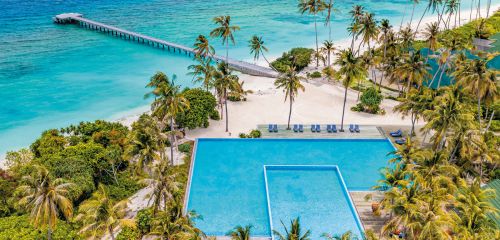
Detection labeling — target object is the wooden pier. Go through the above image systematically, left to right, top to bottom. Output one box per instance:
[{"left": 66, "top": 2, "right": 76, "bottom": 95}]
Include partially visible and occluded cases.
[{"left": 53, "top": 13, "right": 278, "bottom": 78}]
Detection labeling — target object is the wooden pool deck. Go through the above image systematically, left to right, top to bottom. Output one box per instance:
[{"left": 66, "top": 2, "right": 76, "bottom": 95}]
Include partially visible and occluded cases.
[
  {"left": 258, "top": 124, "right": 386, "bottom": 139},
  {"left": 350, "top": 191, "right": 389, "bottom": 236}
]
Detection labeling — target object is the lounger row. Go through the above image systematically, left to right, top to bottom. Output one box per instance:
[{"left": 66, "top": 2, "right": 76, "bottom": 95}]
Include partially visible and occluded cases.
[
  {"left": 268, "top": 124, "right": 361, "bottom": 133},
  {"left": 390, "top": 129, "right": 406, "bottom": 145}
]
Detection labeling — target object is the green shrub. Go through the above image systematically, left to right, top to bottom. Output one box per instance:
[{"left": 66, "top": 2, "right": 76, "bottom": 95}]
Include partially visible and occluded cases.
[
  {"left": 271, "top": 48, "right": 314, "bottom": 73},
  {"left": 309, "top": 71, "right": 322, "bottom": 78},
  {"left": 357, "top": 87, "right": 383, "bottom": 114},
  {"left": 176, "top": 88, "right": 218, "bottom": 129},
  {"left": 209, "top": 109, "right": 220, "bottom": 120},
  {"left": 490, "top": 120, "right": 500, "bottom": 132},
  {"left": 239, "top": 129, "right": 262, "bottom": 138},
  {"left": 178, "top": 143, "right": 192, "bottom": 154},
  {"left": 105, "top": 170, "right": 141, "bottom": 201},
  {"left": 136, "top": 208, "right": 153, "bottom": 234},
  {"left": 0, "top": 215, "right": 80, "bottom": 240},
  {"left": 116, "top": 226, "right": 141, "bottom": 240}
]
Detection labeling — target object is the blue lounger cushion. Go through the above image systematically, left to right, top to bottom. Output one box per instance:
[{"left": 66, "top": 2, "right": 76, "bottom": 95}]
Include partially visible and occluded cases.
[
  {"left": 268, "top": 124, "right": 273, "bottom": 132},
  {"left": 299, "top": 124, "right": 304, "bottom": 132},
  {"left": 316, "top": 124, "right": 321, "bottom": 132},
  {"left": 327, "top": 124, "right": 332, "bottom": 133},
  {"left": 349, "top": 124, "right": 355, "bottom": 133},
  {"left": 354, "top": 124, "right": 360, "bottom": 133},
  {"left": 311, "top": 125, "right": 316, "bottom": 132},
  {"left": 332, "top": 125, "right": 337, "bottom": 133}
]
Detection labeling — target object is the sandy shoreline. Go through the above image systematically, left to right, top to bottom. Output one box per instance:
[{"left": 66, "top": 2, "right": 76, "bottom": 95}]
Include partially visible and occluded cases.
[{"left": 0, "top": 5, "right": 497, "bottom": 168}]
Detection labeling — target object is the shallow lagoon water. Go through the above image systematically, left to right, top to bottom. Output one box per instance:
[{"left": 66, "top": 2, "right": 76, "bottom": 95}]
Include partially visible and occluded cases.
[{"left": 0, "top": 0, "right": 478, "bottom": 153}]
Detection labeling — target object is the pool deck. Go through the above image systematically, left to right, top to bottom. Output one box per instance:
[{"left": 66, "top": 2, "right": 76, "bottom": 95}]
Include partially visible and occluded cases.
[
  {"left": 258, "top": 124, "right": 385, "bottom": 139},
  {"left": 350, "top": 191, "right": 389, "bottom": 235}
]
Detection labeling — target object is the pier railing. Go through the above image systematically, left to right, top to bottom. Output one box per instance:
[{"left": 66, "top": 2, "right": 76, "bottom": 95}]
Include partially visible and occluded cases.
[{"left": 53, "top": 13, "right": 278, "bottom": 78}]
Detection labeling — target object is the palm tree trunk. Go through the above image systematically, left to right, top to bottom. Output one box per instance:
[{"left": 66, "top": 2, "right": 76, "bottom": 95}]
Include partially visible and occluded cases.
[
  {"left": 470, "top": 0, "right": 475, "bottom": 21},
  {"left": 477, "top": 0, "right": 481, "bottom": 19},
  {"left": 486, "top": 0, "right": 491, "bottom": 17},
  {"left": 410, "top": 2, "right": 416, "bottom": 25},
  {"left": 400, "top": 5, "right": 408, "bottom": 30},
  {"left": 416, "top": 6, "right": 430, "bottom": 33},
  {"left": 314, "top": 13, "right": 319, "bottom": 68},
  {"left": 351, "top": 35, "right": 356, "bottom": 52},
  {"left": 436, "top": 64, "right": 447, "bottom": 88},
  {"left": 340, "top": 85, "right": 348, "bottom": 131},
  {"left": 225, "top": 89, "right": 229, "bottom": 132},
  {"left": 477, "top": 90, "right": 482, "bottom": 131},
  {"left": 287, "top": 97, "right": 293, "bottom": 130},
  {"left": 486, "top": 110, "right": 495, "bottom": 132},
  {"left": 170, "top": 117, "right": 175, "bottom": 165},
  {"left": 109, "top": 227, "right": 116, "bottom": 240},
  {"left": 48, "top": 228, "right": 52, "bottom": 240}
]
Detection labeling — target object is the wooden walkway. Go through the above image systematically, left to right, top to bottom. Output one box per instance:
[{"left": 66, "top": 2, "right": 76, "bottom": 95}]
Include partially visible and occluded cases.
[
  {"left": 53, "top": 13, "right": 278, "bottom": 78},
  {"left": 350, "top": 191, "right": 389, "bottom": 236}
]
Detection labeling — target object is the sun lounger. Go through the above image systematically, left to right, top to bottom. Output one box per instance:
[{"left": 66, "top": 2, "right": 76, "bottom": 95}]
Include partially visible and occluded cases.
[
  {"left": 268, "top": 124, "right": 273, "bottom": 132},
  {"left": 273, "top": 124, "right": 278, "bottom": 132},
  {"left": 293, "top": 124, "right": 299, "bottom": 132},
  {"left": 298, "top": 124, "right": 304, "bottom": 132},
  {"left": 311, "top": 124, "right": 316, "bottom": 132},
  {"left": 316, "top": 124, "right": 321, "bottom": 132},
  {"left": 327, "top": 124, "right": 333, "bottom": 133},
  {"left": 349, "top": 124, "right": 355, "bottom": 133},
  {"left": 354, "top": 124, "right": 360, "bottom": 133},
  {"left": 332, "top": 125, "right": 337, "bottom": 133},
  {"left": 390, "top": 129, "right": 402, "bottom": 137},
  {"left": 395, "top": 138, "right": 406, "bottom": 145}
]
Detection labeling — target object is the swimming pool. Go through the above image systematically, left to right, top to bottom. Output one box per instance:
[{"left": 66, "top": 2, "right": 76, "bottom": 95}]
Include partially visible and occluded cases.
[
  {"left": 185, "top": 138, "right": 394, "bottom": 237},
  {"left": 264, "top": 165, "right": 364, "bottom": 239}
]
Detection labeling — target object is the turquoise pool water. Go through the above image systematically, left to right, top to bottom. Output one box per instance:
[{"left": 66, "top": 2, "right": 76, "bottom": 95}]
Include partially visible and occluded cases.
[
  {"left": 0, "top": 0, "right": 479, "bottom": 156},
  {"left": 186, "top": 138, "right": 394, "bottom": 236},
  {"left": 265, "top": 165, "right": 364, "bottom": 239}
]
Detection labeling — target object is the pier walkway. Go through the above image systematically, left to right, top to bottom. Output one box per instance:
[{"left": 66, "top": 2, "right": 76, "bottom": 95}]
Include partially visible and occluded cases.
[{"left": 53, "top": 13, "right": 278, "bottom": 78}]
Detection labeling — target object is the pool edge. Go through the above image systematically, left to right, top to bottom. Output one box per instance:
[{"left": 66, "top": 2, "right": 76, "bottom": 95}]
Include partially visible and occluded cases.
[{"left": 183, "top": 138, "right": 199, "bottom": 216}]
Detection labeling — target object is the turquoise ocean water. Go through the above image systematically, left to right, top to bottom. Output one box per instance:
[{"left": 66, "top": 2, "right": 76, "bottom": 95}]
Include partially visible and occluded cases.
[{"left": 0, "top": 0, "right": 478, "bottom": 154}]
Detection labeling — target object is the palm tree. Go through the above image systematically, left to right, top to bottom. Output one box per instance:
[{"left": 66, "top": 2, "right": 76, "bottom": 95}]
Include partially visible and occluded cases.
[
  {"left": 298, "top": 0, "right": 326, "bottom": 68},
  {"left": 324, "top": 0, "right": 336, "bottom": 41},
  {"left": 416, "top": 0, "right": 443, "bottom": 32},
  {"left": 445, "top": 0, "right": 460, "bottom": 29},
  {"left": 348, "top": 5, "right": 364, "bottom": 52},
  {"left": 357, "top": 12, "right": 379, "bottom": 56},
  {"left": 210, "top": 16, "right": 240, "bottom": 63},
  {"left": 378, "top": 19, "right": 392, "bottom": 90},
  {"left": 423, "top": 22, "right": 440, "bottom": 56},
  {"left": 399, "top": 25, "right": 414, "bottom": 50},
  {"left": 193, "top": 35, "right": 215, "bottom": 59},
  {"left": 249, "top": 35, "right": 275, "bottom": 71},
  {"left": 321, "top": 40, "right": 335, "bottom": 66},
  {"left": 335, "top": 49, "right": 367, "bottom": 131},
  {"left": 394, "top": 50, "right": 430, "bottom": 95},
  {"left": 188, "top": 57, "right": 216, "bottom": 91},
  {"left": 453, "top": 59, "right": 497, "bottom": 130},
  {"left": 214, "top": 62, "right": 238, "bottom": 132},
  {"left": 275, "top": 66, "right": 305, "bottom": 130},
  {"left": 145, "top": 74, "right": 189, "bottom": 165},
  {"left": 229, "top": 79, "right": 253, "bottom": 101},
  {"left": 422, "top": 86, "right": 475, "bottom": 150},
  {"left": 394, "top": 88, "right": 434, "bottom": 137},
  {"left": 127, "top": 114, "right": 161, "bottom": 174},
  {"left": 140, "top": 163, "right": 181, "bottom": 216},
  {"left": 17, "top": 165, "right": 73, "bottom": 240},
  {"left": 455, "top": 179, "right": 498, "bottom": 238},
  {"left": 77, "top": 185, "right": 134, "bottom": 240},
  {"left": 273, "top": 217, "right": 311, "bottom": 240},
  {"left": 227, "top": 225, "right": 252, "bottom": 240},
  {"left": 322, "top": 230, "right": 359, "bottom": 240}
]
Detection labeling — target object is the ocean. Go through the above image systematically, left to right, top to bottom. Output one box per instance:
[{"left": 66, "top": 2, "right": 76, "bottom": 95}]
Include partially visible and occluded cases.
[{"left": 0, "top": 0, "right": 479, "bottom": 155}]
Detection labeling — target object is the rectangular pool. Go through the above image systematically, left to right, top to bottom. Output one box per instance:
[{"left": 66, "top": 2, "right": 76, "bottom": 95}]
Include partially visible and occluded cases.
[
  {"left": 185, "top": 138, "right": 394, "bottom": 237},
  {"left": 264, "top": 165, "right": 364, "bottom": 239}
]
